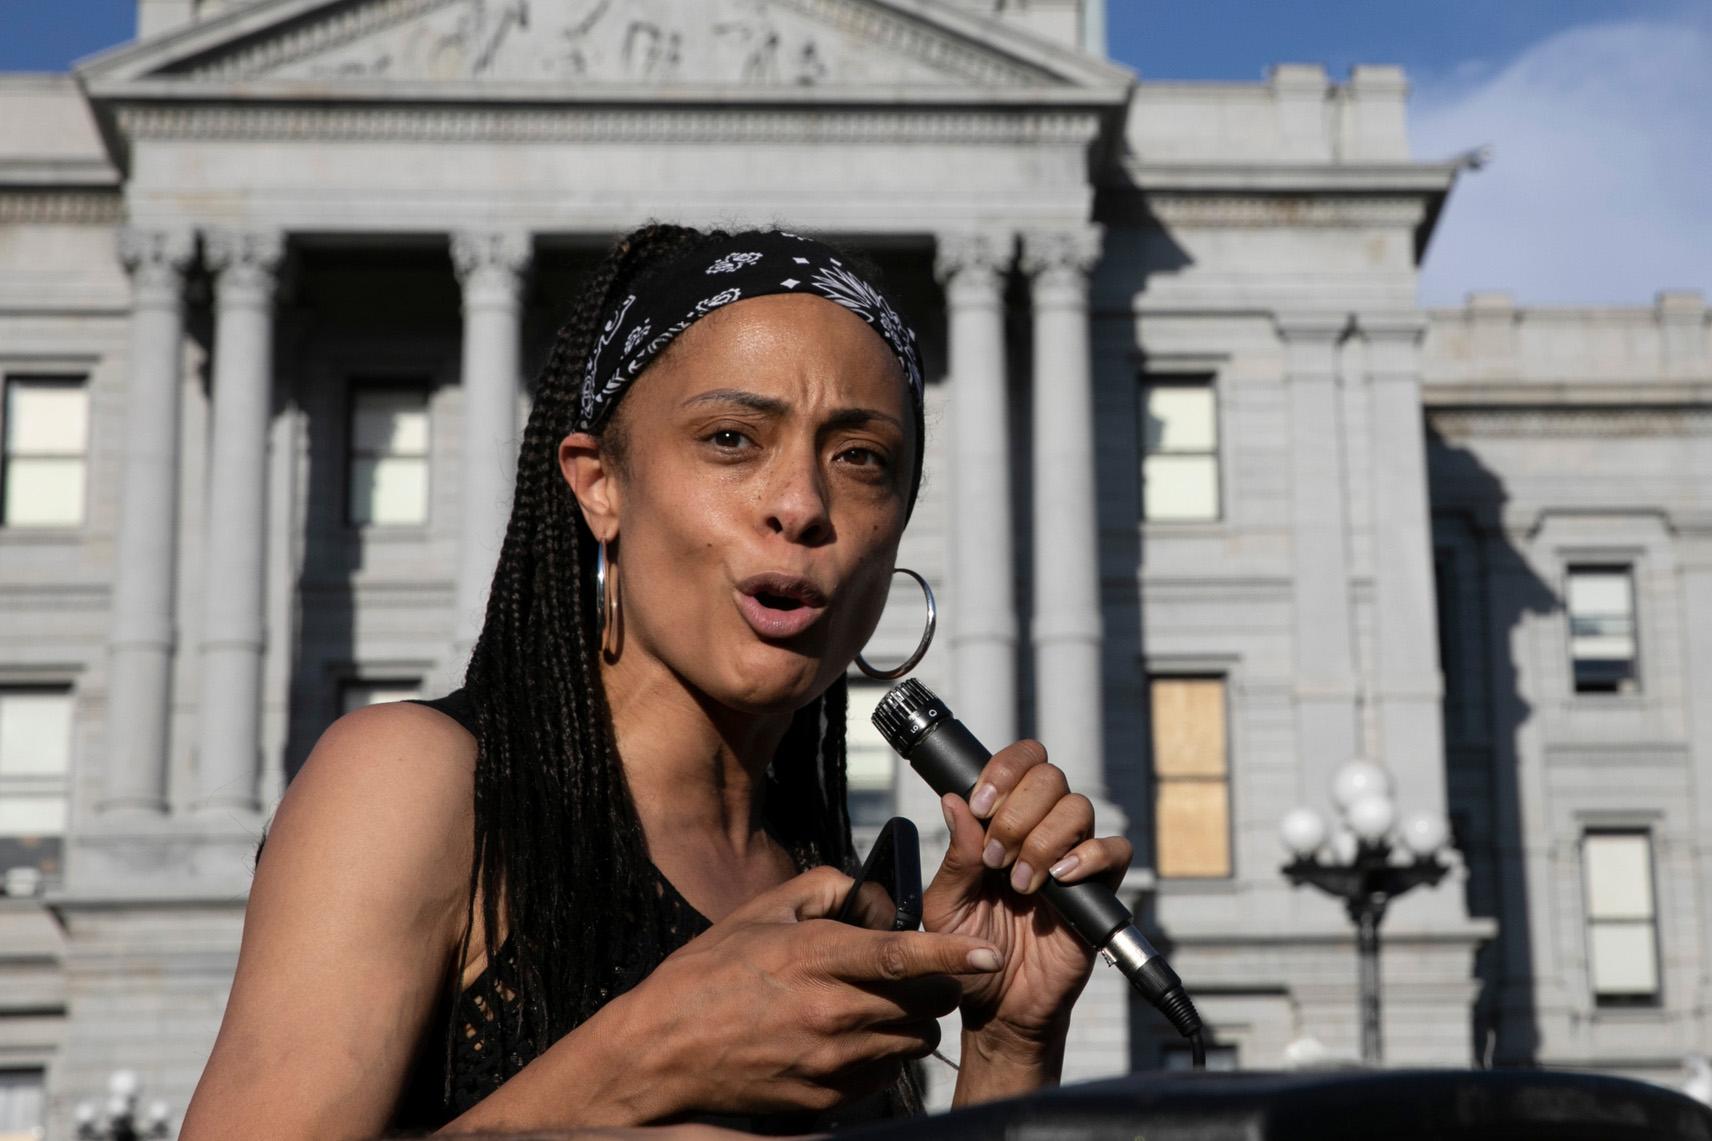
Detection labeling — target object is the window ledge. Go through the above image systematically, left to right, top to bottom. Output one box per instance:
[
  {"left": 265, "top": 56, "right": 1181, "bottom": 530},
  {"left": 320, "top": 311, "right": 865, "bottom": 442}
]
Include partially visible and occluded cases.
[{"left": 0, "top": 528, "right": 87, "bottom": 545}]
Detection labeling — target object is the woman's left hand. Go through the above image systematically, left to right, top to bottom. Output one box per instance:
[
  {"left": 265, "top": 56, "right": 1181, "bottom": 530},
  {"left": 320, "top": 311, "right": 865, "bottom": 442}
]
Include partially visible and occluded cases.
[{"left": 920, "top": 740, "right": 1133, "bottom": 1059}]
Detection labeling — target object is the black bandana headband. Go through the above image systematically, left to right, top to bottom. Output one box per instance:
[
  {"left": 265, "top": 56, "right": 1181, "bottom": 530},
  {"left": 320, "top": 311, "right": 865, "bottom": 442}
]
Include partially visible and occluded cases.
[{"left": 580, "top": 230, "right": 924, "bottom": 431}]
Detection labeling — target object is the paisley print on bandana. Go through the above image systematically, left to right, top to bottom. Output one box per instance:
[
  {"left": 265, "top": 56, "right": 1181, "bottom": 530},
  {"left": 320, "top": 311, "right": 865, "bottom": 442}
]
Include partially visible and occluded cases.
[{"left": 578, "top": 231, "right": 924, "bottom": 431}]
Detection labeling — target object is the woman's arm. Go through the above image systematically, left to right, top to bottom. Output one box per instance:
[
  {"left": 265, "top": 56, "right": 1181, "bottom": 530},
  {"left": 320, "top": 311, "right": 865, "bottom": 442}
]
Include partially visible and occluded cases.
[{"left": 181, "top": 703, "right": 484, "bottom": 1139}]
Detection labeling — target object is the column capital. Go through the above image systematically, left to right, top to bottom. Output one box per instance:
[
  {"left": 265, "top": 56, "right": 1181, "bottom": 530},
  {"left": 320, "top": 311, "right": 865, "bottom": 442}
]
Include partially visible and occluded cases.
[
  {"left": 1019, "top": 225, "right": 1105, "bottom": 280},
  {"left": 118, "top": 226, "right": 195, "bottom": 294},
  {"left": 205, "top": 228, "right": 285, "bottom": 303},
  {"left": 452, "top": 228, "right": 532, "bottom": 299},
  {"left": 934, "top": 230, "right": 1012, "bottom": 289}
]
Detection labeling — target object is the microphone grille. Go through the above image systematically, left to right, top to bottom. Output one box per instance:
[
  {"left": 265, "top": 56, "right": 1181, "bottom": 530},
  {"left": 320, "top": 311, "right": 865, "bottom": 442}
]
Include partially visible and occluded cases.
[{"left": 870, "top": 678, "right": 944, "bottom": 752}]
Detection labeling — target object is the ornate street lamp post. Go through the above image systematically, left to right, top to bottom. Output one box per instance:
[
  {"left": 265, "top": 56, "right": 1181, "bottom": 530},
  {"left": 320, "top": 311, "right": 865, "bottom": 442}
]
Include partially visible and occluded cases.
[
  {"left": 1279, "top": 760, "right": 1452, "bottom": 1065},
  {"left": 74, "top": 1069, "right": 171, "bottom": 1141}
]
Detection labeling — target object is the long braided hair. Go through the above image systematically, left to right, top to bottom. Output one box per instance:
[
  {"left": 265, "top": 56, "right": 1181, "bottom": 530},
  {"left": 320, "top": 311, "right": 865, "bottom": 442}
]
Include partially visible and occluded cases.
[{"left": 443, "top": 222, "right": 925, "bottom": 1105}]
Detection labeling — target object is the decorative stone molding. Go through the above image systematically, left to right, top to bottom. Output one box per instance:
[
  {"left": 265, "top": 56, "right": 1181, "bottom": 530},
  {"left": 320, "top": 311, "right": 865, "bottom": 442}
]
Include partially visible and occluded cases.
[
  {"left": 174, "top": 0, "right": 1051, "bottom": 88},
  {"left": 115, "top": 104, "right": 1101, "bottom": 148},
  {"left": 0, "top": 190, "right": 125, "bottom": 224},
  {"left": 1145, "top": 194, "right": 1426, "bottom": 229},
  {"left": 1020, "top": 225, "right": 1103, "bottom": 280},
  {"left": 118, "top": 226, "right": 196, "bottom": 295},
  {"left": 204, "top": 228, "right": 286, "bottom": 302},
  {"left": 451, "top": 228, "right": 532, "bottom": 307},
  {"left": 933, "top": 230, "right": 1011, "bottom": 293},
  {"left": 1428, "top": 405, "right": 1712, "bottom": 440}
]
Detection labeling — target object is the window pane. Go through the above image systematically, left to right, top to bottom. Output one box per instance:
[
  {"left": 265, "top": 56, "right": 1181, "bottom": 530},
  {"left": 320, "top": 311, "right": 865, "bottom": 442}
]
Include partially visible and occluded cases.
[
  {"left": 5, "top": 379, "right": 87, "bottom": 453},
  {"left": 1143, "top": 386, "right": 1215, "bottom": 452},
  {"left": 352, "top": 389, "right": 429, "bottom": 454},
  {"left": 1143, "top": 454, "right": 1219, "bottom": 521},
  {"left": 3, "top": 456, "right": 85, "bottom": 526},
  {"left": 350, "top": 456, "right": 428, "bottom": 526},
  {"left": 1568, "top": 571, "right": 1632, "bottom": 618},
  {"left": 1150, "top": 678, "right": 1227, "bottom": 777},
  {"left": 341, "top": 681, "right": 422, "bottom": 715},
  {"left": 843, "top": 682, "right": 894, "bottom": 793},
  {"left": 0, "top": 691, "right": 72, "bottom": 779},
  {"left": 1156, "top": 780, "right": 1230, "bottom": 878},
  {"left": 0, "top": 795, "right": 67, "bottom": 836},
  {"left": 1584, "top": 833, "right": 1654, "bottom": 920},
  {"left": 1590, "top": 922, "right": 1658, "bottom": 996},
  {"left": 0, "top": 1067, "right": 46, "bottom": 1134}
]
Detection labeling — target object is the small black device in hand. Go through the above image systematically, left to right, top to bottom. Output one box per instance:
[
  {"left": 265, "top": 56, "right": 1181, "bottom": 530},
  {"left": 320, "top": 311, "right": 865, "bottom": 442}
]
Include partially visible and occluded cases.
[{"left": 835, "top": 817, "right": 923, "bottom": 932}]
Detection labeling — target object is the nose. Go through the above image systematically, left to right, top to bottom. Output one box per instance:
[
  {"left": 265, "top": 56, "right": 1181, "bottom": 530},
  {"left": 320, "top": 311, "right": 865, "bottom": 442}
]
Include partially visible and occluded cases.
[{"left": 763, "top": 445, "right": 833, "bottom": 546}]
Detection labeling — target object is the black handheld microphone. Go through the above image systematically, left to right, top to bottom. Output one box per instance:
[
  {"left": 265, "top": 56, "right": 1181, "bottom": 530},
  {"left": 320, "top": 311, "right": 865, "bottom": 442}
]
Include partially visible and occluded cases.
[{"left": 872, "top": 679, "right": 1205, "bottom": 1059}]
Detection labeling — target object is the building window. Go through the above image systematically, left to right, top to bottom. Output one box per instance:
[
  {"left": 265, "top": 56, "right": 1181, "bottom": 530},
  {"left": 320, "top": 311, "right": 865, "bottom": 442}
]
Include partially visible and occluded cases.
[
  {"left": 1, "top": 375, "right": 89, "bottom": 528},
  {"left": 1140, "top": 378, "right": 1219, "bottom": 522},
  {"left": 348, "top": 384, "right": 430, "bottom": 527},
  {"left": 1567, "top": 566, "right": 1638, "bottom": 693},
  {"left": 1149, "top": 676, "right": 1231, "bottom": 878},
  {"left": 340, "top": 679, "right": 422, "bottom": 716},
  {"left": 843, "top": 679, "right": 896, "bottom": 830},
  {"left": 0, "top": 687, "right": 73, "bottom": 883},
  {"left": 1582, "top": 830, "right": 1660, "bottom": 1004},
  {"left": 0, "top": 1068, "right": 46, "bottom": 1139}
]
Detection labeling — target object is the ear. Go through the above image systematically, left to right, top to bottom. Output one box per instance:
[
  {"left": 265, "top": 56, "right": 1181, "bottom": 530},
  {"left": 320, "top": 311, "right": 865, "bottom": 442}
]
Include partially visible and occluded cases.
[{"left": 558, "top": 431, "right": 621, "bottom": 542}]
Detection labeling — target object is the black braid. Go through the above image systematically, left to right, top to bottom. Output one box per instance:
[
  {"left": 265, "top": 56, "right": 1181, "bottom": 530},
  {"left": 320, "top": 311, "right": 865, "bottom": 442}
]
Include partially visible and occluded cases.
[{"left": 439, "top": 222, "right": 919, "bottom": 1109}]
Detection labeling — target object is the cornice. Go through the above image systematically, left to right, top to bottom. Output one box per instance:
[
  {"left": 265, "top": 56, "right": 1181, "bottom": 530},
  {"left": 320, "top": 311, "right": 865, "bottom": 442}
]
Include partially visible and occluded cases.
[
  {"left": 113, "top": 102, "right": 1103, "bottom": 146},
  {"left": 1121, "top": 159, "right": 1460, "bottom": 195},
  {"left": 0, "top": 190, "right": 124, "bottom": 225},
  {"left": 1144, "top": 193, "right": 1427, "bottom": 229},
  {"left": 1428, "top": 405, "right": 1712, "bottom": 439}
]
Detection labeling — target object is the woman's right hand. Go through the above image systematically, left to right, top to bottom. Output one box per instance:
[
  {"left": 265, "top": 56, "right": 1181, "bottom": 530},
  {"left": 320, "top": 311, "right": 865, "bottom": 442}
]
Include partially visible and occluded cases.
[{"left": 606, "top": 865, "right": 1004, "bottom": 1118}]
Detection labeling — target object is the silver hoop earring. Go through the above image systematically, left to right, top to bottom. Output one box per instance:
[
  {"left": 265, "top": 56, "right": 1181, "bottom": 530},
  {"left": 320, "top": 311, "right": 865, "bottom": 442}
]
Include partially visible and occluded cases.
[
  {"left": 594, "top": 539, "right": 613, "bottom": 650},
  {"left": 855, "top": 568, "right": 936, "bottom": 680}
]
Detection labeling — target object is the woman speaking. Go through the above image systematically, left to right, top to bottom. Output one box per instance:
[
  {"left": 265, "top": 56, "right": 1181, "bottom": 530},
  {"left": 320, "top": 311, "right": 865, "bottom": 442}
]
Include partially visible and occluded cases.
[{"left": 181, "top": 224, "right": 1132, "bottom": 1138}]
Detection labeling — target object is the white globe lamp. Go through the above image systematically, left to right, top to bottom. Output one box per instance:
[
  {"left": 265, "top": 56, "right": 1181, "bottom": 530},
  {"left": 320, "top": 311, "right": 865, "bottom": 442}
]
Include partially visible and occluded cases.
[
  {"left": 1331, "top": 760, "right": 1393, "bottom": 813},
  {"left": 1347, "top": 794, "right": 1396, "bottom": 844},
  {"left": 1280, "top": 807, "right": 1329, "bottom": 858},
  {"left": 1400, "top": 811, "right": 1450, "bottom": 858}
]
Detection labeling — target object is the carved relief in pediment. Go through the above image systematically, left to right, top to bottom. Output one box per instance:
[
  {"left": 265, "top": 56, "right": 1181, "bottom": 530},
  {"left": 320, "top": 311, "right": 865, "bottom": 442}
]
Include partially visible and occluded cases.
[{"left": 187, "top": 0, "right": 1050, "bottom": 88}]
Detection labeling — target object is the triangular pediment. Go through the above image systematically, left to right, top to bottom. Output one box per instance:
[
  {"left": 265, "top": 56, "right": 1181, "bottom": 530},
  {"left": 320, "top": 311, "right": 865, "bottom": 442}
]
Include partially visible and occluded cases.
[{"left": 80, "top": 0, "right": 1135, "bottom": 94}]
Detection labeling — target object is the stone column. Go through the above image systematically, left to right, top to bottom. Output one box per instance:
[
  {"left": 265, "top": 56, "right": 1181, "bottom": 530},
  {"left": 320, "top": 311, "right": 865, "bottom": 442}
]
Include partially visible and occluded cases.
[
  {"left": 1021, "top": 226, "right": 1117, "bottom": 820},
  {"left": 102, "top": 227, "right": 194, "bottom": 815},
  {"left": 193, "top": 229, "right": 283, "bottom": 815},
  {"left": 448, "top": 230, "right": 531, "bottom": 676},
  {"left": 935, "top": 231, "right": 1017, "bottom": 746},
  {"left": 1277, "top": 313, "right": 1359, "bottom": 806},
  {"left": 1360, "top": 313, "right": 1449, "bottom": 817}
]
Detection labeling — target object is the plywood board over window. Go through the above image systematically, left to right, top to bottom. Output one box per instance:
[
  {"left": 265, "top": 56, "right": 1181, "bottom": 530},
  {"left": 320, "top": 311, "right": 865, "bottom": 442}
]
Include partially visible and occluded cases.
[{"left": 1150, "top": 676, "right": 1231, "bottom": 878}]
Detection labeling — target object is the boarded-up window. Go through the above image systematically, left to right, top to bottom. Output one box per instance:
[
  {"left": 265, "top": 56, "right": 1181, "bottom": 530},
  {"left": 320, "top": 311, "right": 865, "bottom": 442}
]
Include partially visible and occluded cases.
[
  {"left": 1150, "top": 677, "right": 1231, "bottom": 878},
  {"left": 1583, "top": 831, "right": 1659, "bottom": 1003}
]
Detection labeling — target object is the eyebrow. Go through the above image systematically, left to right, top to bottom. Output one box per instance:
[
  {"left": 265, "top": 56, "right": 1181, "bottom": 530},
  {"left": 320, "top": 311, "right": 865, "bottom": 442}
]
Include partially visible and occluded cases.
[{"left": 682, "top": 388, "right": 905, "bottom": 432}]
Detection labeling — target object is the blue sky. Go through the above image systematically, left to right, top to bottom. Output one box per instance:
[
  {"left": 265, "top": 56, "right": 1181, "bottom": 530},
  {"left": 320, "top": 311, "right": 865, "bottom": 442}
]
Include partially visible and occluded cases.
[{"left": 2, "top": 0, "right": 1708, "bottom": 306}]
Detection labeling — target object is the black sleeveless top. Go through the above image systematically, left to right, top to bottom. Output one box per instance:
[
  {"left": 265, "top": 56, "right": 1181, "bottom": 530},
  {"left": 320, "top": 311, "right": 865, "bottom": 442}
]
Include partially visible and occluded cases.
[{"left": 387, "top": 689, "right": 906, "bottom": 1135}]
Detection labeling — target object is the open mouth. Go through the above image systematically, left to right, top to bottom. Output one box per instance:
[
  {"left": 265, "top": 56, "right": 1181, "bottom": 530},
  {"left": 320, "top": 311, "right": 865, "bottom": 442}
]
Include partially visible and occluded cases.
[{"left": 736, "top": 574, "right": 829, "bottom": 639}]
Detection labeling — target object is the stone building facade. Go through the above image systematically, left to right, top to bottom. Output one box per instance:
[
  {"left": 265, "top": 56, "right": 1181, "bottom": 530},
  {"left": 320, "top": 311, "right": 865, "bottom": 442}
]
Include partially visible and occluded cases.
[{"left": 0, "top": 0, "right": 1706, "bottom": 1134}]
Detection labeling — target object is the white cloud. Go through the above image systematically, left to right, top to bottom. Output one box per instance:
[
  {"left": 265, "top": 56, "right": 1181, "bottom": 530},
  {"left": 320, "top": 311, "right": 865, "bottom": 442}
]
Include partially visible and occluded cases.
[{"left": 1410, "top": 6, "right": 1712, "bottom": 306}]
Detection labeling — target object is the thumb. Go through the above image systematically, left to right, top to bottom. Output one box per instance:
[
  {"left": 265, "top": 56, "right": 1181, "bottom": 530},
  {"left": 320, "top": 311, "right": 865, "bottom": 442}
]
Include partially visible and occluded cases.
[
  {"left": 925, "top": 793, "right": 987, "bottom": 908},
  {"left": 735, "top": 865, "right": 853, "bottom": 924}
]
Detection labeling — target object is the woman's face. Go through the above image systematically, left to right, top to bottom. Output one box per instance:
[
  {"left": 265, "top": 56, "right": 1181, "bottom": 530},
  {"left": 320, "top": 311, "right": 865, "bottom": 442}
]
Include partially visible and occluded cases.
[{"left": 578, "top": 292, "right": 917, "bottom": 716}]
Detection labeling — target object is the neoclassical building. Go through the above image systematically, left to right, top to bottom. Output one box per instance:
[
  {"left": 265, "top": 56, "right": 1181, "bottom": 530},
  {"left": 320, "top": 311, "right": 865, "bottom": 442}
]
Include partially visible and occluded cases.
[{"left": 0, "top": 0, "right": 1708, "bottom": 1133}]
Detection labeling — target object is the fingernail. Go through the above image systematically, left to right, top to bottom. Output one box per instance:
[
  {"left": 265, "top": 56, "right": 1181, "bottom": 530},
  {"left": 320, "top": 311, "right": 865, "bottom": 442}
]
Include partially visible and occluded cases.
[
  {"left": 969, "top": 783, "right": 998, "bottom": 817},
  {"left": 941, "top": 797, "right": 955, "bottom": 833},
  {"left": 982, "top": 839, "right": 1005, "bottom": 869},
  {"left": 1048, "top": 854, "right": 1082, "bottom": 880},
  {"left": 1010, "top": 862, "right": 1034, "bottom": 893},
  {"left": 967, "top": 947, "right": 1003, "bottom": 972}
]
